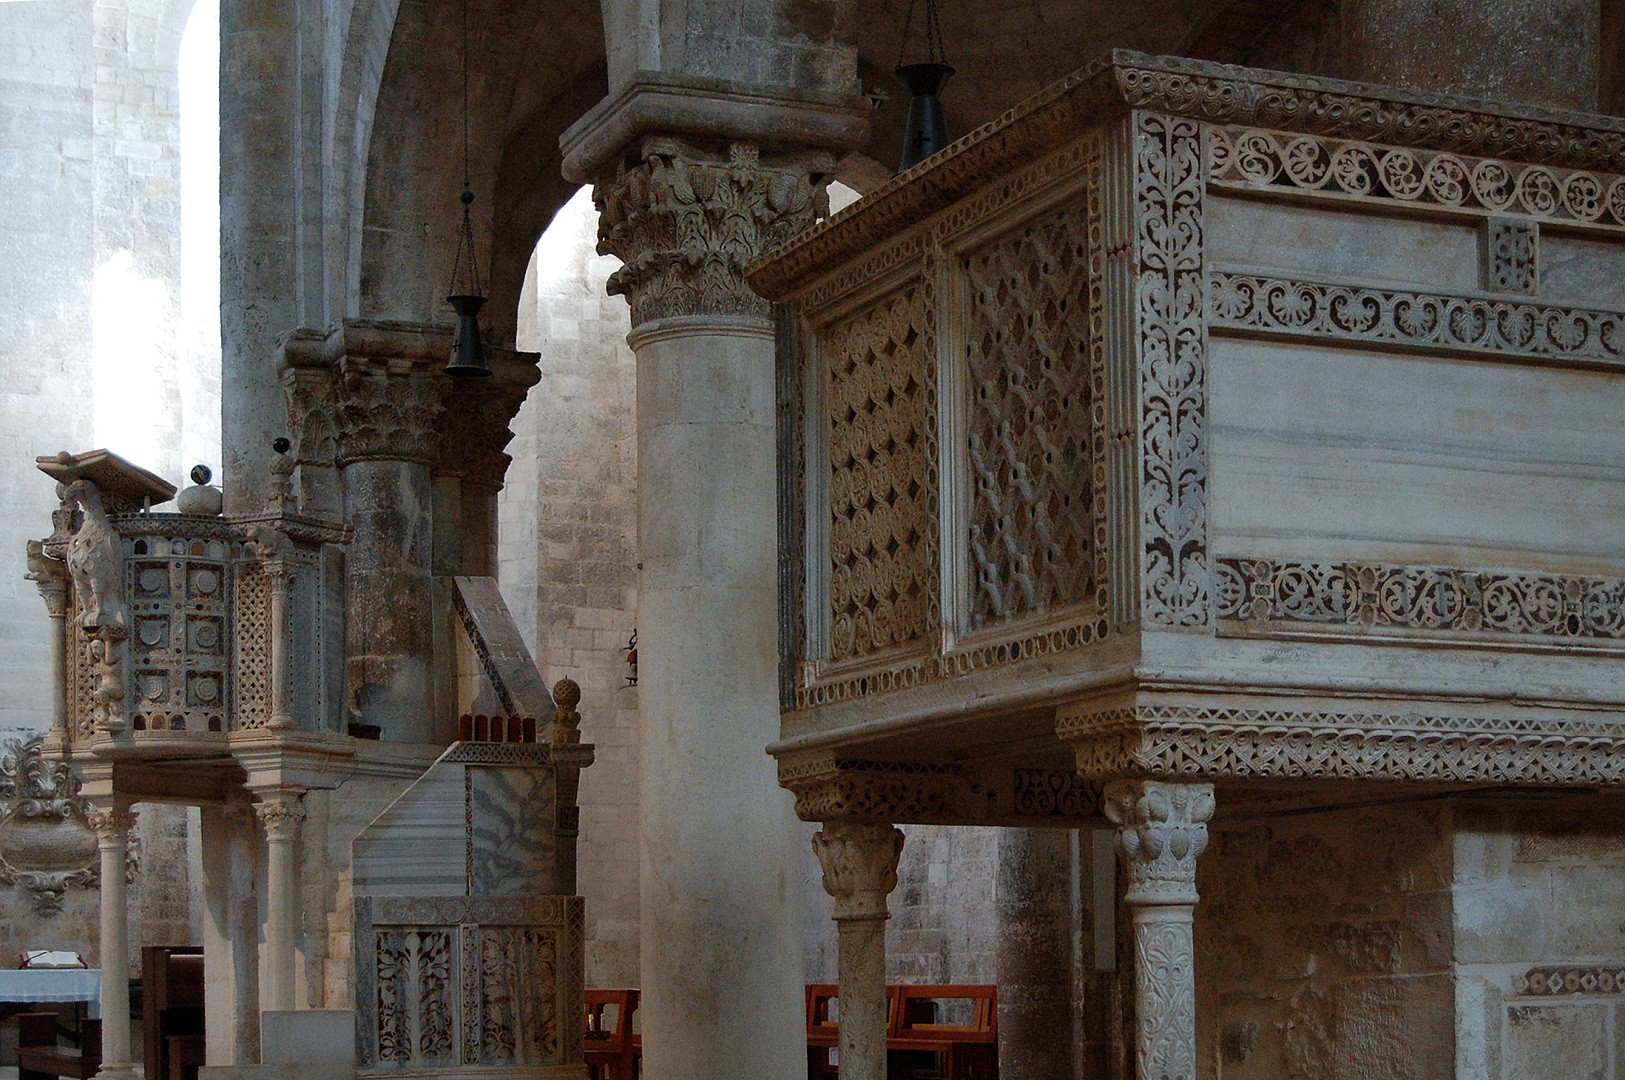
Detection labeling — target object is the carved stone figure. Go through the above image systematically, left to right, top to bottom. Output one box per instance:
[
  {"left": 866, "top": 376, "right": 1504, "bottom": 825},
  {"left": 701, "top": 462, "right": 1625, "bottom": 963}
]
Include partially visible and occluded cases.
[{"left": 63, "top": 480, "right": 127, "bottom": 631}]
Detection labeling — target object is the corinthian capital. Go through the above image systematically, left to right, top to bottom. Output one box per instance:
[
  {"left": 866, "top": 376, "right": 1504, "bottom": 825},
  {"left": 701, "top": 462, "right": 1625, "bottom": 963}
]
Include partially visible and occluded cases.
[
  {"left": 594, "top": 138, "right": 831, "bottom": 327},
  {"left": 1103, "top": 780, "right": 1214, "bottom": 906},
  {"left": 253, "top": 793, "right": 306, "bottom": 843},
  {"left": 85, "top": 804, "right": 139, "bottom": 845},
  {"left": 811, "top": 819, "right": 904, "bottom": 921}
]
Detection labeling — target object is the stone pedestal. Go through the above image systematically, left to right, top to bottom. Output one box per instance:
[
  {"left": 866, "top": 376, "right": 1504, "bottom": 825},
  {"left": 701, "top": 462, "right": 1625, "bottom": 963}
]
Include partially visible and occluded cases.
[
  {"left": 591, "top": 137, "right": 832, "bottom": 1079},
  {"left": 1103, "top": 781, "right": 1214, "bottom": 1080},
  {"left": 87, "top": 803, "right": 138, "bottom": 1080},
  {"left": 811, "top": 820, "right": 904, "bottom": 1080}
]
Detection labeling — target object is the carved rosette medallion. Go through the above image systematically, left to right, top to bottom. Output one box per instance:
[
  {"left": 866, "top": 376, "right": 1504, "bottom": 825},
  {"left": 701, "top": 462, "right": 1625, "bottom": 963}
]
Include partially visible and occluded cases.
[
  {"left": 594, "top": 138, "right": 831, "bottom": 328},
  {"left": 811, "top": 819, "right": 904, "bottom": 922}
]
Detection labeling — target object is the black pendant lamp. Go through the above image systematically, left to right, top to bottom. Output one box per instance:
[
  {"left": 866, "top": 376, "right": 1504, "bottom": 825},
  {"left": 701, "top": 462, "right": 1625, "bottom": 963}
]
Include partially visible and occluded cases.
[
  {"left": 444, "top": 0, "right": 489, "bottom": 377},
  {"left": 895, "top": 0, "right": 954, "bottom": 171}
]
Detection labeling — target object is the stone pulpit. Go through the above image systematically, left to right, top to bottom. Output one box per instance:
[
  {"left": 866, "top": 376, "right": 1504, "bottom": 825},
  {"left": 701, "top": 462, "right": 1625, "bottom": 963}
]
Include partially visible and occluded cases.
[{"left": 749, "top": 51, "right": 1625, "bottom": 1080}]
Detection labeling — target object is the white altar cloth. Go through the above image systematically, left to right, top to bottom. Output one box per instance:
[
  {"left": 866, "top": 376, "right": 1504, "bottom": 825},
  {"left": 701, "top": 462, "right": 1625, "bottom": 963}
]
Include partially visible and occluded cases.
[{"left": 0, "top": 969, "right": 101, "bottom": 1017}]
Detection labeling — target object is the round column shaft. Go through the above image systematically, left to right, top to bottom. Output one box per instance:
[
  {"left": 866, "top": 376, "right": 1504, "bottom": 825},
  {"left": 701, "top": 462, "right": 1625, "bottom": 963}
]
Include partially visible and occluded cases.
[{"left": 88, "top": 804, "right": 138, "bottom": 1080}]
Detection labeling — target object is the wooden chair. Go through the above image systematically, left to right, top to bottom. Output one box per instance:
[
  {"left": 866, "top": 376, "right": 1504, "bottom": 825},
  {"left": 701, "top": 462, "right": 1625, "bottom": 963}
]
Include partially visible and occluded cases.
[
  {"left": 142, "top": 947, "right": 204, "bottom": 1080},
  {"left": 888, "top": 985, "right": 997, "bottom": 1080},
  {"left": 583, "top": 988, "right": 641, "bottom": 1080},
  {"left": 17, "top": 1011, "right": 100, "bottom": 1080}
]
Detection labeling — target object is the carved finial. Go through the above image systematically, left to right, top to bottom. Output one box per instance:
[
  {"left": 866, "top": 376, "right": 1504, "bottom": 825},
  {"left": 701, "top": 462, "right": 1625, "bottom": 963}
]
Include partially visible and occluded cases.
[{"left": 551, "top": 678, "right": 581, "bottom": 744}]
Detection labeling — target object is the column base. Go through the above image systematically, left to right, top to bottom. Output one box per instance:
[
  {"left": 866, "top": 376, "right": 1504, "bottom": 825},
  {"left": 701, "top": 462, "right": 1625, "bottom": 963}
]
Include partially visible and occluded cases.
[{"left": 91, "top": 1063, "right": 142, "bottom": 1080}]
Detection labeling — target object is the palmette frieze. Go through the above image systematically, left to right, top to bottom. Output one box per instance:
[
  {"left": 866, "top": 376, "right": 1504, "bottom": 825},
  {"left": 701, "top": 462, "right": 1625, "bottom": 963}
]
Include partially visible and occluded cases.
[
  {"left": 1210, "top": 126, "right": 1625, "bottom": 231},
  {"left": 1209, "top": 272, "right": 1625, "bottom": 367},
  {"left": 1216, "top": 557, "right": 1625, "bottom": 646},
  {"left": 1062, "top": 706, "right": 1625, "bottom": 786}
]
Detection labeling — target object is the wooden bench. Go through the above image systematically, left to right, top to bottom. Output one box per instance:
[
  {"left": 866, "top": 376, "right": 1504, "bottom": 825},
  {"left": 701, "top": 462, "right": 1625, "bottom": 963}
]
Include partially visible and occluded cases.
[
  {"left": 142, "top": 946, "right": 204, "bottom": 1080},
  {"left": 806, "top": 984, "right": 998, "bottom": 1080},
  {"left": 583, "top": 988, "right": 641, "bottom": 1080},
  {"left": 17, "top": 1011, "right": 100, "bottom": 1080}
]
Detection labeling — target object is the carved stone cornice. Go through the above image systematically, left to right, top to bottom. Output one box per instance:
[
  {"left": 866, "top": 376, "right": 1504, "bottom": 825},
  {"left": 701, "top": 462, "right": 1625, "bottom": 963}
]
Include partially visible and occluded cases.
[
  {"left": 750, "top": 50, "right": 1625, "bottom": 302},
  {"left": 593, "top": 137, "right": 832, "bottom": 327},
  {"left": 1060, "top": 703, "right": 1625, "bottom": 787},
  {"left": 778, "top": 758, "right": 990, "bottom": 824},
  {"left": 1102, "top": 780, "right": 1213, "bottom": 906},
  {"left": 253, "top": 793, "right": 306, "bottom": 843},
  {"left": 811, "top": 819, "right": 904, "bottom": 921}
]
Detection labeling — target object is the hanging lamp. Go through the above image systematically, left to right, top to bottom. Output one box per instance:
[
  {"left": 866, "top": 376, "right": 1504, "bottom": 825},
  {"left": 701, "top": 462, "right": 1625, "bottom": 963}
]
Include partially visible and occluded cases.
[
  {"left": 444, "top": 0, "right": 489, "bottom": 377},
  {"left": 894, "top": 0, "right": 954, "bottom": 171}
]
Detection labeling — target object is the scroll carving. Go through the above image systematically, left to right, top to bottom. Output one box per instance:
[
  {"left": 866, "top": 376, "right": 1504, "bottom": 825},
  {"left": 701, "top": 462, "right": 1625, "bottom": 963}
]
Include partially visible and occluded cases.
[
  {"left": 1135, "top": 112, "right": 1209, "bottom": 628},
  {"left": 0, "top": 738, "right": 98, "bottom": 914}
]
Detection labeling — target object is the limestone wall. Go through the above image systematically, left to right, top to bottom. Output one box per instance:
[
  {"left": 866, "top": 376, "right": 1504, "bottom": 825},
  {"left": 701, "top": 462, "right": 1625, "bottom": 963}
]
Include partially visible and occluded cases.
[
  {"left": 504, "top": 187, "right": 641, "bottom": 988},
  {"left": 1197, "top": 803, "right": 1458, "bottom": 1080}
]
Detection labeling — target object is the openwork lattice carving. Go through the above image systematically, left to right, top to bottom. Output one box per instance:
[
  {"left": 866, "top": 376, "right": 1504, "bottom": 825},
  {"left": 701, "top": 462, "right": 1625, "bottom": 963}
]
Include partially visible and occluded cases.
[
  {"left": 1137, "top": 112, "right": 1209, "bottom": 628},
  {"left": 1209, "top": 126, "right": 1625, "bottom": 231},
  {"left": 964, "top": 199, "right": 1101, "bottom": 627},
  {"left": 1484, "top": 218, "right": 1538, "bottom": 294},
  {"left": 1209, "top": 273, "right": 1625, "bottom": 368},
  {"left": 827, "top": 284, "right": 938, "bottom": 661},
  {"left": 1215, "top": 557, "right": 1625, "bottom": 645},
  {"left": 231, "top": 566, "right": 270, "bottom": 728},
  {"left": 1062, "top": 705, "right": 1625, "bottom": 785},
  {"left": 779, "top": 759, "right": 985, "bottom": 823},
  {"left": 1012, "top": 769, "right": 1101, "bottom": 819},
  {"left": 355, "top": 894, "right": 582, "bottom": 1070}
]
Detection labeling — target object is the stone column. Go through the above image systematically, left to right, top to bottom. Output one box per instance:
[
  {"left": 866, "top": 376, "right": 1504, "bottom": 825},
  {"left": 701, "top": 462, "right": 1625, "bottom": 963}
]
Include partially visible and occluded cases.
[
  {"left": 592, "top": 137, "right": 830, "bottom": 1079},
  {"left": 332, "top": 359, "right": 444, "bottom": 741},
  {"left": 25, "top": 542, "right": 70, "bottom": 751},
  {"left": 1102, "top": 781, "right": 1214, "bottom": 1080},
  {"left": 253, "top": 790, "right": 305, "bottom": 1014},
  {"left": 87, "top": 802, "right": 138, "bottom": 1080},
  {"left": 811, "top": 821, "right": 904, "bottom": 1080}
]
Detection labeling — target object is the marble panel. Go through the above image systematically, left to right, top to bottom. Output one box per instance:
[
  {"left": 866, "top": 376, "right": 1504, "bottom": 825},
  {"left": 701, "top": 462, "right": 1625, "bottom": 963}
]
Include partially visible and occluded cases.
[
  {"left": 1206, "top": 196, "right": 1481, "bottom": 292},
  {"left": 1542, "top": 235, "right": 1625, "bottom": 312},
  {"left": 1209, "top": 336, "right": 1625, "bottom": 571},
  {"left": 350, "top": 765, "right": 467, "bottom": 896},
  {"left": 468, "top": 765, "right": 560, "bottom": 897},
  {"left": 1505, "top": 1003, "right": 1608, "bottom": 1080}
]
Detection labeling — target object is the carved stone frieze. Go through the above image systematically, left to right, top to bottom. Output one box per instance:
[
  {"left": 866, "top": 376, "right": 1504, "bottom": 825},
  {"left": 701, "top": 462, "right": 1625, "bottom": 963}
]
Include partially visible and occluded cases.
[
  {"left": 1135, "top": 111, "right": 1209, "bottom": 628},
  {"left": 1209, "top": 125, "right": 1625, "bottom": 232},
  {"left": 594, "top": 137, "right": 831, "bottom": 327},
  {"left": 1208, "top": 273, "right": 1625, "bottom": 368},
  {"left": 1215, "top": 556, "right": 1625, "bottom": 647},
  {"left": 1062, "top": 704, "right": 1625, "bottom": 786},
  {"left": 778, "top": 758, "right": 990, "bottom": 824},
  {"left": 1012, "top": 768, "right": 1102, "bottom": 819},
  {"left": 1103, "top": 780, "right": 1213, "bottom": 906},
  {"left": 811, "top": 820, "right": 904, "bottom": 921},
  {"left": 1514, "top": 966, "right": 1625, "bottom": 996}
]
